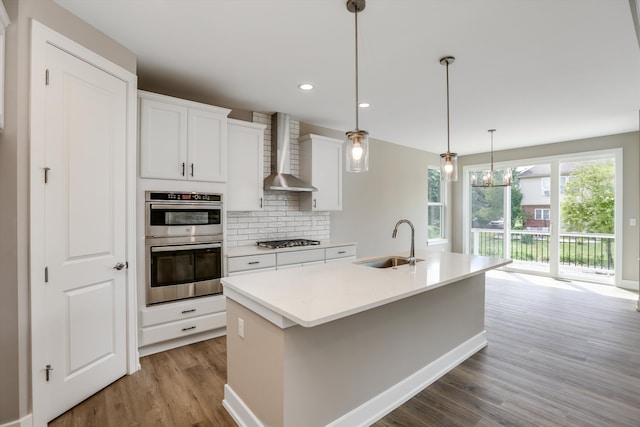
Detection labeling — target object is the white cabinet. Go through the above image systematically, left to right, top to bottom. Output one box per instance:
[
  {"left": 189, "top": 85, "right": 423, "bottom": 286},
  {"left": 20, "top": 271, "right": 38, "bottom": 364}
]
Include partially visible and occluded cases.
[
  {"left": 138, "top": 90, "right": 230, "bottom": 182},
  {"left": 227, "top": 119, "right": 266, "bottom": 211},
  {"left": 299, "top": 134, "right": 343, "bottom": 211},
  {"left": 226, "top": 244, "right": 357, "bottom": 274},
  {"left": 325, "top": 245, "right": 357, "bottom": 262},
  {"left": 277, "top": 248, "right": 325, "bottom": 269},
  {"left": 227, "top": 253, "right": 276, "bottom": 276},
  {"left": 139, "top": 295, "right": 226, "bottom": 351}
]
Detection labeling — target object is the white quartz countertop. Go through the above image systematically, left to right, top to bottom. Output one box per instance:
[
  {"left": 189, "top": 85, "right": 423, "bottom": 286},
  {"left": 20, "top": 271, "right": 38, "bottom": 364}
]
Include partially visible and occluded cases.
[
  {"left": 225, "top": 241, "right": 357, "bottom": 257},
  {"left": 222, "top": 251, "right": 511, "bottom": 328}
]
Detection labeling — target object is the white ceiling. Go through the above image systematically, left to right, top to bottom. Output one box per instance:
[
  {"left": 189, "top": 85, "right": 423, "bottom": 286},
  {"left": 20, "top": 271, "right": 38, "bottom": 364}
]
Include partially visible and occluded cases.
[{"left": 54, "top": 0, "right": 640, "bottom": 155}]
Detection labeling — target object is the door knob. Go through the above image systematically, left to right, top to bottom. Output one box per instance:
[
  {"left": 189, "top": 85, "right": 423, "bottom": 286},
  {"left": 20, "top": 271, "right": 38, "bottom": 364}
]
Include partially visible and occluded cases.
[{"left": 113, "top": 262, "right": 126, "bottom": 270}]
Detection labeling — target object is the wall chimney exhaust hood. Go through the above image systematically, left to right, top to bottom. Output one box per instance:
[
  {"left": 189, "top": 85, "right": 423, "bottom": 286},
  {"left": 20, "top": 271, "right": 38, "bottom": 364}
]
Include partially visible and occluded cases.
[{"left": 263, "top": 112, "right": 317, "bottom": 192}]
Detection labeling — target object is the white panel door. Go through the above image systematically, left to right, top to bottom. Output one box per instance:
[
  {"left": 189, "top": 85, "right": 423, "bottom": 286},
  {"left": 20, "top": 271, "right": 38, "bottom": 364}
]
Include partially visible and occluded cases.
[
  {"left": 36, "top": 43, "right": 128, "bottom": 423},
  {"left": 188, "top": 107, "right": 226, "bottom": 182}
]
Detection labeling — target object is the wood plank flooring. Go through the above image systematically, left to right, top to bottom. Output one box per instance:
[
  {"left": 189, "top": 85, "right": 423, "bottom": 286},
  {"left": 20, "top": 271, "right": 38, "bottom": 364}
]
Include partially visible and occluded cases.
[{"left": 50, "top": 271, "right": 640, "bottom": 427}]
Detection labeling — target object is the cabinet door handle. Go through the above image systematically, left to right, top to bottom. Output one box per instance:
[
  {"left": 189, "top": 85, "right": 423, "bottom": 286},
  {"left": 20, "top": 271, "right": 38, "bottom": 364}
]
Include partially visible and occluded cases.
[
  {"left": 181, "top": 162, "right": 185, "bottom": 176},
  {"left": 190, "top": 163, "right": 194, "bottom": 177},
  {"left": 259, "top": 197, "right": 263, "bottom": 208},
  {"left": 313, "top": 198, "right": 317, "bottom": 208},
  {"left": 337, "top": 251, "right": 346, "bottom": 254},
  {"left": 248, "top": 261, "right": 260, "bottom": 265},
  {"left": 181, "top": 309, "right": 196, "bottom": 314},
  {"left": 182, "top": 326, "right": 196, "bottom": 332}
]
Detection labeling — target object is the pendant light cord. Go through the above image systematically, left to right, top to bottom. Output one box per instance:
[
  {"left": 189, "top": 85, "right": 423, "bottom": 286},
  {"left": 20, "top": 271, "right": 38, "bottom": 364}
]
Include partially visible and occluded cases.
[
  {"left": 354, "top": 4, "right": 360, "bottom": 131},
  {"left": 445, "top": 60, "right": 450, "bottom": 154},
  {"left": 490, "top": 129, "right": 495, "bottom": 173}
]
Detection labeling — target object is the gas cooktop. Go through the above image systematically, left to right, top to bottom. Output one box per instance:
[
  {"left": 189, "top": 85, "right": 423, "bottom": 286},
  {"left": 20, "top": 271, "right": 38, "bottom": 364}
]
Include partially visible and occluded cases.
[{"left": 257, "top": 239, "right": 321, "bottom": 249}]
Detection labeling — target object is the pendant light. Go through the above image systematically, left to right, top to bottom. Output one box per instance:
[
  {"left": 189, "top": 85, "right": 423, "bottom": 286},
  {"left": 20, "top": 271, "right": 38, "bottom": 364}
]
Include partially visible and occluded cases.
[
  {"left": 345, "top": 0, "right": 369, "bottom": 173},
  {"left": 439, "top": 56, "right": 458, "bottom": 182},
  {"left": 471, "top": 129, "right": 512, "bottom": 187}
]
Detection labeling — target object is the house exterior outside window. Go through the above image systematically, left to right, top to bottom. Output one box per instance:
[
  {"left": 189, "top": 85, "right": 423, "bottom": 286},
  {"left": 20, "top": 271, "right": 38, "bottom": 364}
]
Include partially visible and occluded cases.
[{"left": 428, "top": 167, "right": 444, "bottom": 241}]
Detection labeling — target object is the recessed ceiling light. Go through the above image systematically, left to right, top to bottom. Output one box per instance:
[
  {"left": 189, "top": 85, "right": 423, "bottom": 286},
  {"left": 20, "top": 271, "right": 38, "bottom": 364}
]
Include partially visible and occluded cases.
[
  {"left": 298, "top": 83, "right": 314, "bottom": 91},
  {"left": 358, "top": 102, "right": 370, "bottom": 108}
]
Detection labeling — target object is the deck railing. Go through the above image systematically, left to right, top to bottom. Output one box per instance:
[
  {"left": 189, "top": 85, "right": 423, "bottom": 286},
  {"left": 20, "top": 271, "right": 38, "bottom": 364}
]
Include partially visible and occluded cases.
[{"left": 471, "top": 229, "right": 615, "bottom": 274}]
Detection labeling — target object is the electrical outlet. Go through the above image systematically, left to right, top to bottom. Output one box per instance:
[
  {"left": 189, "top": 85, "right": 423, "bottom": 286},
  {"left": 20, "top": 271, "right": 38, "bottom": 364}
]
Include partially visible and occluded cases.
[
  {"left": 630, "top": 218, "right": 636, "bottom": 226},
  {"left": 238, "top": 318, "right": 245, "bottom": 339}
]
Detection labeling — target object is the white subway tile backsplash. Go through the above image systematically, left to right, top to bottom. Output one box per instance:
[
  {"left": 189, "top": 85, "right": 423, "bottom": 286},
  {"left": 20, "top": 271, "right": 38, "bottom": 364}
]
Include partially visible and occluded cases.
[{"left": 226, "top": 112, "right": 330, "bottom": 247}]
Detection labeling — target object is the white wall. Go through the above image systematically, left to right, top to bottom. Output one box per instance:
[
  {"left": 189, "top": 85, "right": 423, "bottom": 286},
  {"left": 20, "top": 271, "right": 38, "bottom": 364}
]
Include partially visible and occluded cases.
[{"left": 299, "top": 122, "right": 449, "bottom": 259}]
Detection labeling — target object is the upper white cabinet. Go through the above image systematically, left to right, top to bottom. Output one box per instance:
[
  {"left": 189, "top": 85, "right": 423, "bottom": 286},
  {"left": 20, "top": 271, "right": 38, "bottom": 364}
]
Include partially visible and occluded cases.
[
  {"left": 0, "top": 2, "right": 10, "bottom": 130},
  {"left": 138, "top": 90, "right": 230, "bottom": 182},
  {"left": 227, "top": 119, "right": 266, "bottom": 211},
  {"left": 299, "top": 134, "right": 343, "bottom": 211}
]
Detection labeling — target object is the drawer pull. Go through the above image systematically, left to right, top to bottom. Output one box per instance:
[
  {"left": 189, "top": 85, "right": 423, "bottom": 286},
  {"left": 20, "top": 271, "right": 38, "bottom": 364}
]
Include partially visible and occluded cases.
[
  {"left": 337, "top": 251, "right": 346, "bottom": 254},
  {"left": 248, "top": 261, "right": 260, "bottom": 265},
  {"left": 181, "top": 309, "right": 196, "bottom": 314},
  {"left": 182, "top": 326, "right": 196, "bottom": 332}
]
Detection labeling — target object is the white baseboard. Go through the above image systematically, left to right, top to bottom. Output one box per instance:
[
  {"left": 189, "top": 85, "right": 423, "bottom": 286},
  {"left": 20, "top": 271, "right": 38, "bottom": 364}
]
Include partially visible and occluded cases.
[
  {"left": 620, "top": 279, "right": 639, "bottom": 292},
  {"left": 222, "top": 332, "right": 488, "bottom": 427},
  {"left": 223, "top": 385, "right": 264, "bottom": 427},
  {"left": 0, "top": 414, "right": 33, "bottom": 427}
]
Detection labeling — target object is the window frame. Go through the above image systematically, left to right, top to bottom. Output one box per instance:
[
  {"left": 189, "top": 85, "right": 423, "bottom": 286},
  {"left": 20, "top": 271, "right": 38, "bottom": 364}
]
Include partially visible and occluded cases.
[
  {"left": 427, "top": 166, "right": 447, "bottom": 244},
  {"left": 534, "top": 208, "right": 550, "bottom": 221}
]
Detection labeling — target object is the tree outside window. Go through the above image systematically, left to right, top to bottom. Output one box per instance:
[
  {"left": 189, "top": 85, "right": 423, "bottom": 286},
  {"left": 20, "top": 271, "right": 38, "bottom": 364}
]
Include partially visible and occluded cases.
[{"left": 428, "top": 168, "right": 444, "bottom": 240}]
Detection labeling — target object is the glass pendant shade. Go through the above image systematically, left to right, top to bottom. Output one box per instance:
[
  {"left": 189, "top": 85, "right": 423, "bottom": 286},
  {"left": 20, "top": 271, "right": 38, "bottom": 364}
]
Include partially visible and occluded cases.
[
  {"left": 346, "top": 130, "right": 369, "bottom": 173},
  {"left": 440, "top": 152, "right": 458, "bottom": 182}
]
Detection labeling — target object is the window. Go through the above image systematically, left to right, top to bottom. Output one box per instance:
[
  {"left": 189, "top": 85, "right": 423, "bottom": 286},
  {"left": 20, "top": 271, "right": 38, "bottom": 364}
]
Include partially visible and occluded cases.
[
  {"left": 428, "top": 168, "right": 444, "bottom": 240},
  {"left": 541, "top": 177, "right": 550, "bottom": 196},
  {"left": 534, "top": 208, "right": 550, "bottom": 221}
]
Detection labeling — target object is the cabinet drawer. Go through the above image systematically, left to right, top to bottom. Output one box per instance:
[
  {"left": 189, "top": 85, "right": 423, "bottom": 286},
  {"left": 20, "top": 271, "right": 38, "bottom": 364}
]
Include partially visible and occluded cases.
[
  {"left": 325, "top": 245, "right": 356, "bottom": 260},
  {"left": 277, "top": 248, "right": 325, "bottom": 266},
  {"left": 228, "top": 253, "right": 276, "bottom": 273},
  {"left": 140, "top": 296, "right": 225, "bottom": 327},
  {"left": 139, "top": 312, "right": 226, "bottom": 347}
]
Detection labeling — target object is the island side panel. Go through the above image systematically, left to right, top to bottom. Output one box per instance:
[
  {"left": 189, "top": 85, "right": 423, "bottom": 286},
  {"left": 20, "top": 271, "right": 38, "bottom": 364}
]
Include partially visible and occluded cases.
[
  {"left": 282, "top": 273, "right": 487, "bottom": 427},
  {"left": 226, "top": 299, "right": 285, "bottom": 427}
]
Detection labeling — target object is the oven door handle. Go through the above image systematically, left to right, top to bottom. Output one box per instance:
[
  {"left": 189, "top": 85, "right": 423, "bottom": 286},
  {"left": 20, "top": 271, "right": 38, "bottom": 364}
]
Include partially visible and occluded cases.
[
  {"left": 150, "top": 203, "right": 222, "bottom": 210},
  {"left": 151, "top": 243, "right": 222, "bottom": 253}
]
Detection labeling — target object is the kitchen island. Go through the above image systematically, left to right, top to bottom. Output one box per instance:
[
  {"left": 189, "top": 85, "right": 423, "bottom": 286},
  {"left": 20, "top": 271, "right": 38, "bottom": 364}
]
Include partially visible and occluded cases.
[{"left": 222, "top": 251, "right": 511, "bottom": 427}]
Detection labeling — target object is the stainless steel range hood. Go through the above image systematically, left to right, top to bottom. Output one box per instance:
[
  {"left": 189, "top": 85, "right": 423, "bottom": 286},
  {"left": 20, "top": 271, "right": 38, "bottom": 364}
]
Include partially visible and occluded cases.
[{"left": 263, "top": 112, "right": 317, "bottom": 192}]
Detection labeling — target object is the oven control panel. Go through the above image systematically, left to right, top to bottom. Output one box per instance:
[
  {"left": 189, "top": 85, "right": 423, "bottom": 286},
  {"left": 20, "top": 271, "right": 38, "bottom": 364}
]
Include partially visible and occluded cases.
[{"left": 146, "top": 192, "right": 222, "bottom": 202}]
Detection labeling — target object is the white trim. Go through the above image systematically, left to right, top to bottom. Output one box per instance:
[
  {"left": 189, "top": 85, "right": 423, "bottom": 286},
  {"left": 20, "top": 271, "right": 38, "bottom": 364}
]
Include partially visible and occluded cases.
[
  {"left": 29, "top": 20, "right": 138, "bottom": 426},
  {"left": 138, "top": 328, "right": 226, "bottom": 357},
  {"left": 222, "top": 332, "right": 487, "bottom": 427},
  {"left": 0, "top": 414, "right": 33, "bottom": 427}
]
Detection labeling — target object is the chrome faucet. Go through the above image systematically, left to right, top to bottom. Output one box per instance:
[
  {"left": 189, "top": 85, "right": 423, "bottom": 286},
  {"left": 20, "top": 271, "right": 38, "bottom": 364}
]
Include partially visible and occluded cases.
[{"left": 392, "top": 219, "right": 416, "bottom": 265}]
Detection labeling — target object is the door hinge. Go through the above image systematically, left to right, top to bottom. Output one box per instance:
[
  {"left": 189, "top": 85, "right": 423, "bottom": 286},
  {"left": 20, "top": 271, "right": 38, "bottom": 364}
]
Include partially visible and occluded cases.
[
  {"left": 45, "top": 69, "right": 49, "bottom": 86},
  {"left": 44, "top": 167, "right": 51, "bottom": 183},
  {"left": 44, "top": 266, "right": 49, "bottom": 283},
  {"left": 45, "top": 364, "right": 53, "bottom": 381}
]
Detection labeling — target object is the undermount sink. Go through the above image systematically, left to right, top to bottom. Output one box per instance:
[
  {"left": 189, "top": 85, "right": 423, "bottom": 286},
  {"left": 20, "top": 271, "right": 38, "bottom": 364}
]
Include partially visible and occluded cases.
[{"left": 355, "top": 256, "right": 424, "bottom": 269}]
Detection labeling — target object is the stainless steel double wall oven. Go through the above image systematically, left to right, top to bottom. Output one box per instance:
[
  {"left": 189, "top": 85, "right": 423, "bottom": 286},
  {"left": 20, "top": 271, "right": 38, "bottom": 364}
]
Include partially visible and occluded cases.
[{"left": 145, "top": 191, "right": 223, "bottom": 305}]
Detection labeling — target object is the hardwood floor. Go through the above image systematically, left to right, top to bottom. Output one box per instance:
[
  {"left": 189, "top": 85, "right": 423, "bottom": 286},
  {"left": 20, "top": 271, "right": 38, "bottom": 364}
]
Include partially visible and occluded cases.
[{"left": 50, "top": 271, "right": 640, "bottom": 427}]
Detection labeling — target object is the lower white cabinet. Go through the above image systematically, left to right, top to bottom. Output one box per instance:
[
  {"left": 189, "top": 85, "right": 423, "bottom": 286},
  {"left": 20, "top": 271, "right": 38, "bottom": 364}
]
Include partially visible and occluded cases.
[
  {"left": 226, "top": 244, "right": 357, "bottom": 274},
  {"left": 325, "top": 245, "right": 357, "bottom": 262},
  {"left": 277, "top": 248, "right": 325, "bottom": 268},
  {"left": 227, "top": 253, "right": 276, "bottom": 275},
  {"left": 139, "top": 295, "right": 226, "bottom": 348}
]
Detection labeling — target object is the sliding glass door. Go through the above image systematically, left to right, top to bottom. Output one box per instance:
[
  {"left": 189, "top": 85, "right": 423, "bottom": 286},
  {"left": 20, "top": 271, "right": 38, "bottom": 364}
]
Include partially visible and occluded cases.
[{"left": 465, "top": 150, "right": 620, "bottom": 284}]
